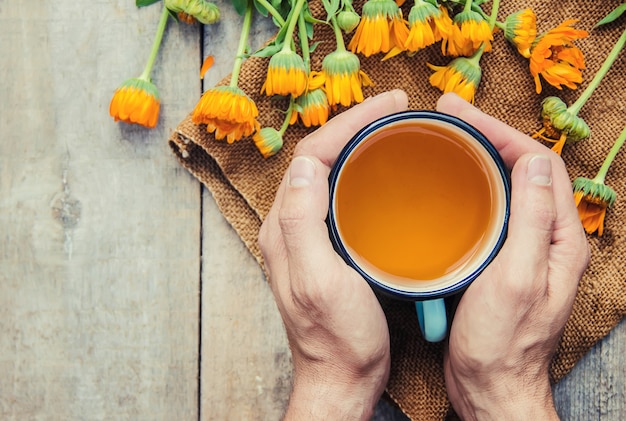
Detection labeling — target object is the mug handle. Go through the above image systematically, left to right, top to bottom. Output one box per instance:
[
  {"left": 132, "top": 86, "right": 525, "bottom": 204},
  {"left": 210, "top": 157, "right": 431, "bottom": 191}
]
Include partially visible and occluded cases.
[{"left": 415, "top": 299, "right": 448, "bottom": 342}]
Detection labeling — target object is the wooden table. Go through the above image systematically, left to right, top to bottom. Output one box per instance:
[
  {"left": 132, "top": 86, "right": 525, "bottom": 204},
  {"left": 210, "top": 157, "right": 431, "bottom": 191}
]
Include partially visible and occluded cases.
[{"left": 2, "top": 1, "right": 624, "bottom": 419}]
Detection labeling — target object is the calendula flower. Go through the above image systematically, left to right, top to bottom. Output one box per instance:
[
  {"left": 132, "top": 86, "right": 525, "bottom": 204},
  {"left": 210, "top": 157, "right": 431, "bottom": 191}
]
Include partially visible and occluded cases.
[
  {"left": 164, "top": 0, "right": 220, "bottom": 24},
  {"left": 348, "top": 0, "right": 409, "bottom": 57},
  {"left": 405, "top": 1, "right": 451, "bottom": 53},
  {"left": 110, "top": 5, "right": 170, "bottom": 128},
  {"left": 503, "top": 8, "right": 537, "bottom": 58},
  {"left": 442, "top": 9, "right": 492, "bottom": 57},
  {"left": 529, "top": 19, "right": 588, "bottom": 94},
  {"left": 533, "top": 22, "right": 626, "bottom": 154},
  {"left": 428, "top": 47, "right": 483, "bottom": 103},
  {"left": 261, "top": 49, "right": 308, "bottom": 97},
  {"left": 318, "top": 49, "right": 374, "bottom": 107},
  {"left": 110, "top": 78, "right": 161, "bottom": 128},
  {"left": 192, "top": 85, "right": 261, "bottom": 143},
  {"left": 293, "top": 88, "right": 330, "bottom": 127},
  {"left": 532, "top": 96, "right": 589, "bottom": 155},
  {"left": 572, "top": 125, "right": 626, "bottom": 236},
  {"left": 253, "top": 127, "right": 284, "bottom": 158}
]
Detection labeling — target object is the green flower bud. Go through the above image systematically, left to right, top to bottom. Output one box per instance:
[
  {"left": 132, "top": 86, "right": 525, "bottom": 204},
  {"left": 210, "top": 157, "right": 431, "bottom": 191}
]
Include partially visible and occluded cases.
[
  {"left": 165, "top": 0, "right": 220, "bottom": 25},
  {"left": 337, "top": 10, "right": 361, "bottom": 33}
]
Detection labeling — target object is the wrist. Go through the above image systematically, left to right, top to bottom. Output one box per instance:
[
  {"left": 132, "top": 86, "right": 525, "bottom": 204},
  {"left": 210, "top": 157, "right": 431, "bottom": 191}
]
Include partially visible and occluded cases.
[{"left": 283, "top": 364, "right": 388, "bottom": 421}]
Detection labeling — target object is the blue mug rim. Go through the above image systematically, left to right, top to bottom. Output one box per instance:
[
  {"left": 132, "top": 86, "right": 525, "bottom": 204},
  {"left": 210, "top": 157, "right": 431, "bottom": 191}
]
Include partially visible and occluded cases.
[{"left": 327, "top": 110, "right": 511, "bottom": 301}]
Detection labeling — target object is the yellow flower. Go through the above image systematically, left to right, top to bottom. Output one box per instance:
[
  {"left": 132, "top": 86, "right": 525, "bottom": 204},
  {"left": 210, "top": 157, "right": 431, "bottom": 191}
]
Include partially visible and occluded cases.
[
  {"left": 164, "top": 0, "right": 220, "bottom": 24},
  {"left": 348, "top": 0, "right": 409, "bottom": 57},
  {"left": 405, "top": 1, "right": 451, "bottom": 53},
  {"left": 503, "top": 8, "right": 537, "bottom": 58},
  {"left": 442, "top": 9, "right": 492, "bottom": 57},
  {"left": 529, "top": 19, "right": 588, "bottom": 94},
  {"left": 261, "top": 49, "right": 308, "bottom": 97},
  {"left": 319, "top": 49, "right": 374, "bottom": 107},
  {"left": 427, "top": 54, "right": 482, "bottom": 103},
  {"left": 109, "top": 77, "right": 160, "bottom": 129},
  {"left": 192, "top": 86, "right": 260, "bottom": 143},
  {"left": 293, "top": 88, "right": 330, "bottom": 127},
  {"left": 532, "top": 96, "right": 589, "bottom": 155},
  {"left": 253, "top": 127, "right": 284, "bottom": 158},
  {"left": 572, "top": 177, "right": 615, "bottom": 236}
]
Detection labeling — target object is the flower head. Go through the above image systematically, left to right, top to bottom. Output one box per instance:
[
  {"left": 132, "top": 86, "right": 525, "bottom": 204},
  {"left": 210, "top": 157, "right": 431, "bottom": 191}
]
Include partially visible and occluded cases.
[
  {"left": 165, "top": 0, "right": 220, "bottom": 24},
  {"left": 348, "top": 0, "right": 409, "bottom": 57},
  {"left": 405, "top": 1, "right": 451, "bottom": 53},
  {"left": 503, "top": 8, "right": 537, "bottom": 58},
  {"left": 442, "top": 9, "right": 492, "bottom": 57},
  {"left": 529, "top": 19, "right": 588, "bottom": 94},
  {"left": 261, "top": 49, "right": 308, "bottom": 97},
  {"left": 319, "top": 49, "right": 374, "bottom": 107},
  {"left": 427, "top": 55, "right": 482, "bottom": 103},
  {"left": 109, "top": 77, "right": 160, "bottom": 129},
  {"left": 192, "top": 86, "right": 260, "bottom": 143},
  {"left": 293, "top": 88, "right": 330, "bottom": 127},
  {"left": 532, "top": 96, "right": 590, "bottom": 155},
  {"left": 253, "top": 127, "right": 284, "bottom": 158},
  {"left": 572, "top": 177, "right": 616, "bottom": 236}
]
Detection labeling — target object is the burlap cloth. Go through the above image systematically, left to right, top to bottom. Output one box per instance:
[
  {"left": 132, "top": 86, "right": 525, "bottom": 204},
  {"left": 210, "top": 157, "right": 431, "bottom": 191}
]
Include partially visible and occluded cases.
[{"left": 169, "top": 0, "right": 626, "bottom": 418}]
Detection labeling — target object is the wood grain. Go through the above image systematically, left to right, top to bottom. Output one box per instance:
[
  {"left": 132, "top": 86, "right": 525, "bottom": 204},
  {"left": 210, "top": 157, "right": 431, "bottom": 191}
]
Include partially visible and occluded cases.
[{"left": 1, "top": 1, "right": 624, "bottom": 420}]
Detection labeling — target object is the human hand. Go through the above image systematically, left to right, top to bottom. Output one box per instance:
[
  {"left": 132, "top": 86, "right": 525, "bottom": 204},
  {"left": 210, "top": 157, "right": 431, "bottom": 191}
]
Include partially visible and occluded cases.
[
  {"left": 258, "top": 90, "right": 409, "bottom": 420},
  {"left": 436, "top": 93, "right": 590, "bottom": 420}
]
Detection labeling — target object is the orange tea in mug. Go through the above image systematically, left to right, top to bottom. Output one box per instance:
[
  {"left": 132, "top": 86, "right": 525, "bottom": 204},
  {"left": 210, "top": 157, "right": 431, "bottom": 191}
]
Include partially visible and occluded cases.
[{"left": 327, "top": 111, "right": 510, "bottom": 342}]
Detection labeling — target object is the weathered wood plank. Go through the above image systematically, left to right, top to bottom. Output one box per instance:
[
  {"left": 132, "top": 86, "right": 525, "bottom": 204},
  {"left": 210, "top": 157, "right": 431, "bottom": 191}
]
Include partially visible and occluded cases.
[{"left": 0, "top": 1, "right": 201, "bottom": 419}]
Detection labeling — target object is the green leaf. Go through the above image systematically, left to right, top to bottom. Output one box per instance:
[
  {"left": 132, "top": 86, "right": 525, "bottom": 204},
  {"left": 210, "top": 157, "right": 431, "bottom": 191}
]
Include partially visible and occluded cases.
[
  {"left": 136, "top": 0, "right": 161, "bottom": 7},
  {"left": 231, "top": 0, "right": 248, "bottom": 15},
  {"left": 595, "top": 3, "right": 626, "bottom": 27},
  {"left": 253, "top": 43, "right": 283, "bottom": 57}
]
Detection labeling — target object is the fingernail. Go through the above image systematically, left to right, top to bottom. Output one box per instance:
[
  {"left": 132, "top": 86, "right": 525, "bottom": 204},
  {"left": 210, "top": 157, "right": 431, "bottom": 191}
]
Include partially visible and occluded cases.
[
  {"left": 527, "top": 155, "right": 552, "bottom": 186},
  {"left": 289, "top": 156, "right": 316, "bottom": 187}
]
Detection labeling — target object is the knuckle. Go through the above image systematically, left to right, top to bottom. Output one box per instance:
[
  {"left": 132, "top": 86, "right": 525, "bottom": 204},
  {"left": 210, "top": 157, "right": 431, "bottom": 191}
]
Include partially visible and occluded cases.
[{"left": 278, "top": 203, "right": 308, "bottom": 235}]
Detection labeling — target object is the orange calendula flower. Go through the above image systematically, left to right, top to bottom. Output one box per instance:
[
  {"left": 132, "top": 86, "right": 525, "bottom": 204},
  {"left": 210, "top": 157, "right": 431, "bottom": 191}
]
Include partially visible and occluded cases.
[
  {"left": 348, "top": 0, "right": 409, "bottom": 57},
  {"left": 405, "top": 1, "right": 451, "bottom": 53},
  {"left": 503, "top": 8, "right": 537, "bottom": 58},
  {"left": 442, "top": 9, "right": 492, "bottom": 57},
  {"left": 529, "top": 19, "right": 588, "bottom": 94},
  {"left": 261, "top": 49, "right": 308, "bottom": 97},
  {"left": 318, "top": 49, "right": 374, "bottom": 107},
  {"left": 428, "top": 53, "right": 482, "bottom": 103},
  {"left": 109, "top": 77, "right": 160, "bottom": 129},
  {"left": 192, "top": 86, "right": 260, "bottom": 143},
  {"left": 293, "top": 88, "right": 330, "bottom": 127},
  {"left": 253, "top": 127, "right": 284, "bottom": 158},
  {"left": 572, "top": 177, "right": 615, "bottom": 236}
]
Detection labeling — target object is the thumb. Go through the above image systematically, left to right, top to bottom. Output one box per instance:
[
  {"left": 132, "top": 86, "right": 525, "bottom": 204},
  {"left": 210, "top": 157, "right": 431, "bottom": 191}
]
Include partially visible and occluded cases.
[
  {"left": 502, "top": 154, "right": 557, "bottom": 289},
  {"left": 278, "top": 155, "right": 338, "bottom": 277}
]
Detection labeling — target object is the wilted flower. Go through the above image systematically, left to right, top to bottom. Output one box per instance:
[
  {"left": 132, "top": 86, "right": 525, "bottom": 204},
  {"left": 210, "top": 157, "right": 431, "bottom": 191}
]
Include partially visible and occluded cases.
[
  {"left": 165, "top": 0, "right": 220, "bottom": 24},
  {"left": 348, "top": 0, "right": 409, "bottom": 57},
  {"left": 405, "top": 1, "right": 451, "bottom": 53},
  {"left": 503, "top": 8, "right": 537, "bottom": 58},
  {"left": 442, "top": 9, "right": 493, "bottom": 57},
  {"left": 529, "top": 19, "right": 588, "bottom": 94},
  {"left": 318, "top": 49, "right": 374, "bottom": 107},
  {"left": 292, "top": 88, "right": 330, "bottom": 127},
  {"left": 532, "top": 96, "right": 590, "bottom": 155},
  {"left": 253, "top": 127, "right": 284, "bottom": 158}
]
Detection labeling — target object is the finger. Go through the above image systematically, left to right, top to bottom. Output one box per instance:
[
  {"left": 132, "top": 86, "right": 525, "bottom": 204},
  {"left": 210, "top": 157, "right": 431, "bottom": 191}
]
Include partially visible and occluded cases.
[
  {"left": 295, "top": 89, "right": 409, "bottom": 167},
  {"left": 436, "top": 93, "right": 550, "bottom": 167},
  {"left": 500, "top": 154, "right": 557, "bottom": 294}
]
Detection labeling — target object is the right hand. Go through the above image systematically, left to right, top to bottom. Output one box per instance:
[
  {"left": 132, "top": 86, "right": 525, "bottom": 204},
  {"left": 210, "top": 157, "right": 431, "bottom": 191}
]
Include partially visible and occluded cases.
[{"left": 437, "top": 93, "right": 590, "bottom": 420}]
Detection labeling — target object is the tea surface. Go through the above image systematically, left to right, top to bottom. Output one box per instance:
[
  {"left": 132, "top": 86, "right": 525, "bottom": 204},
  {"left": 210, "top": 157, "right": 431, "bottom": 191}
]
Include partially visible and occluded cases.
[{"left": 335, "top": 123, "right": 492, "bottom": 281}]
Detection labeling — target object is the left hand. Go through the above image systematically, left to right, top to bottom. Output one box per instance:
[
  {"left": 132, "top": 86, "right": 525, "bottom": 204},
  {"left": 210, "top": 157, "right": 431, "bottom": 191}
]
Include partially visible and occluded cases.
[{"left": 258, "top": 90, "right": 409, "bottom": 420}]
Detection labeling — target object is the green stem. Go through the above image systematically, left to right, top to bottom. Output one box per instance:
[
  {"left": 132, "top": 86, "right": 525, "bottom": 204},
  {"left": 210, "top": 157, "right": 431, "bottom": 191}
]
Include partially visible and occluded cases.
[
  {"left": 230, "top": 0, "right": 254, "bottom": 87},
  {"left": 254, "top": 0, "right": 286, "bottom": 26},
  {"left": 281, "top": 0, "right": 307, "bottom": 53},
  {"left": 463, "top": 0, "right": 473, "bottom": 13},
  {"left": 488, "top": 0, "right": 500, "bottom": 32},
  {"left": 139, "top": 5, "right": 170, "bottom": 80},
  {"left": 298, "top": 8, "right": 311, "bottom": 71},
  {"left": 330, "top": 15, "right": 346, "bottom": 51},
  {"left": 568, "top": 25, "right": 626, "bottom": 115},
  {"left": 279, "top": 97, "right": 296, "bottom": 135},
  {"left": 594, "top": 125, "right": 626, "bottom": 184}
]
